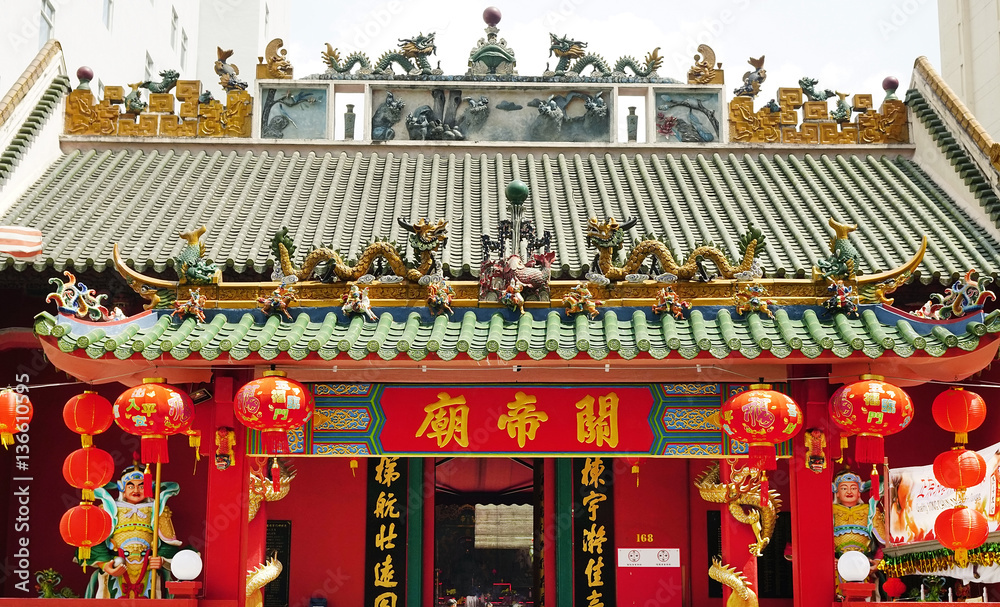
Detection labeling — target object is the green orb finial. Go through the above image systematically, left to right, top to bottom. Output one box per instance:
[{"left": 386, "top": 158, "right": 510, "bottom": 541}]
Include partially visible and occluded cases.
[{"left": 505, "top": 180, "right": 529, "bottom": 205}]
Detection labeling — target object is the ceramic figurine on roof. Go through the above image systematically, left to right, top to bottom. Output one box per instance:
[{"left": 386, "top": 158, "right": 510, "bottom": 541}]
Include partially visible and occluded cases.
[
  {"left": 467, "top": 7, "right": 517, "bottom": 76},
  {"left": 374, "top": 33, "right": 442, "bottom": 76},
  {"left": 543, "top": 33, "right": 662, "bottom": 79},
  {"left": 257, "top": 38, "right": 293, "bottom": 79},
  {"left": 321, "top": 44, "right": 375, "bottom": 76},
  {"left": 687, "top": 44, "right": 724, "bottom": 85},
  {"left": 215, "top": 47, "right": 248, "bottom": 91},
  {"left": 733, "top": 56, "right": 766, "bottom": 97},
  {"left": 133, "top": 69, "right": 180, "bottom": 95},
  {"left": 800, "top": 77, "right": 836, "bottom": 102},
  {"left": 123, "top": 84, "right": 148, "bottom": 114},
  {"left": 371, "top": 91, "right": 405, "bottom": 141},
  {"left": 830, "top": 92, "right": 852, "bottom": 123},
  {"left": 480, "top": 180, "right": 554, "bottom": 304},
  {"left": 586, "top": 217, "right": 765, "bottom": 281},
  {"left": 272, "top": 218, "right": 448, "bottom": 283},
  {"left": 815, "top": 218, "right": 862, "bottom": 280},
  {"left": 176, "top": 226, "right": 219, "bottom": 285},
  {"left": 913, "top": 269, "right": 996, "bottom": 319},
  {"left": 46, "top": 271, "right": 114, "bottom": 321},
  {"left": 501, "top": 277, "right": 526, "bottom": 315},
  {"left": 427, "top": 278, "right": 455, "bottom": 316},
  {"left": 823, "top": 280, "right": 859, "bottom": 318},
  {"left": 563, "top": 282, "right": 602, "bottom": 319},
  {"left": 734, "top": 283, "right": 775, "bottom": 318},
  {"left": 258, "top": 285, "right": 297, "bottom": 320},
  {"left": 342, "top": 285, "right": 377, "bottom": 322},
  {"left": 652, "top": 287, "right": 690, "bottom": 319},
  {"left": 171, "top": 288, "right": 207, "bottom": 323}
]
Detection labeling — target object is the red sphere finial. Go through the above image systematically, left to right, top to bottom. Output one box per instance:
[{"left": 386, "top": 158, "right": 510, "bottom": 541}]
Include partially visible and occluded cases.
[
  {"left": 483, "top": 6, "right": 502, "bottom": 27},
  {"left": 76, "top": 66, "right": 94, "bottom": 82},
  {"left": 882, "top": 76, "right": 899, "bottom": 92}
]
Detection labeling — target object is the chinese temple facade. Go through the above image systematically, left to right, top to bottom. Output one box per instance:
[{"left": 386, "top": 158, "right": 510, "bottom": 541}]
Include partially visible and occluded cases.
[{"left": 4, "top": 12, "right": 1000, "bottom": 607}]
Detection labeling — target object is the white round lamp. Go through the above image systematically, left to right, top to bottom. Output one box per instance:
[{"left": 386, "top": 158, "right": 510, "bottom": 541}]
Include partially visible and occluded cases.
[
  {"left": 171, "top": 549, "right": 203, "bottom": 581},
  {"left": 837, "top": 551, "right": 870, "bottom": 583}
]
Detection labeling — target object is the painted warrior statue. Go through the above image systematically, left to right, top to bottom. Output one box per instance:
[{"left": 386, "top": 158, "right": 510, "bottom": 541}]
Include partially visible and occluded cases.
[
  {"left": 84, "top": 464, "right": 184, "bottom": 598},
  {"left": 832, "top": 469, "right": 884, "bottom": 590}
]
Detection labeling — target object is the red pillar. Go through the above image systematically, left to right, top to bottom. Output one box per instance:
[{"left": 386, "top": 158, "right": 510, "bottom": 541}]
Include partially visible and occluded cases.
[
  {"left": 789, "top": 371, "right": 835, "bottom": 607},
  {"left": 201, "top": 374, "right": 251, "bottom": 606},
  {"left": 423, "top": 457, "right": 436, "bottom": 607},
  {"left": 543, "top": 458, "right": 557, "bottom": 607},
  {"left": 720, "top": 460, "right": 758, "bottom": 604}
]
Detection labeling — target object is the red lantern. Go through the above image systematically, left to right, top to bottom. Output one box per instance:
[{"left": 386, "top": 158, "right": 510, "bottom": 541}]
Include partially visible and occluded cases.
[
  {"left": 234, "top": 370, "right": 314, "bottom": 455},
  {"left": 830, "top": 375, "right": 913, "bottom": 465},
  {"left": 114, "top": 378, "right": 194, "bottom": 464},
  {"left": 721, "top": 384, "right": 802, "bottom": 506},
  {"left": 933, "top": 388, "right": 987, "bottom": 445},
  {"left": 0, "top": 389, "right": 32, "bottom": 447},
  {"left": 64, "top": 391, "right": 114, "bottom": 447},
  {"left": 63, "top": 447, "right": 115, "bottom": 501},
  {"left": 933, "top": 449, "right": 988, "bottom": 498},
  {"left": 59, "top": 503, "right": 113, "bottom": 562},
  {"left": 934, "top": 505, "right": 989, "bottom": 566},
  {"left": 882, "top": 577, "right": 907, "bottom": 599}
]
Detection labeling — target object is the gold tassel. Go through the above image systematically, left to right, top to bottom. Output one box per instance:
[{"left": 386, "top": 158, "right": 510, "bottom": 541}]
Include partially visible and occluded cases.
[
  {"left": 956, "top": 431, "right": 968, "bottom": 445},
  {"left": 1, "top": 432, "right": 12, "bottom": 448},
  {"left": 81, "top": 434, "right": 92, "bottom": 448},
  {"left": 837, "top": 435, "right": 848, "bottom": 463},
  {"left": 350, "top": 459, "right": 358, "bottom": 477},
  {"left": 632, "top": 462, "right": 640, "bottom": 487},
  {"left": 82, "top": 489, "right": 94, "bottom": 502},
  {"left": 78, "top": 546, "right": 90, "bottom": 561},
  {"left": 955, "top": 548, "right": 969, "bottom": 568}
]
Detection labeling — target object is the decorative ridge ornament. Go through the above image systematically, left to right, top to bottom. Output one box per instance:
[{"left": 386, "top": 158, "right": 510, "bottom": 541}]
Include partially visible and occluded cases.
[
  {"left": 467, "top": 7, "right": 517, "bottom": 76},
  {"left": 543, "top": 33, "right": 662, "bottom": 79},
  {"left": 257, "top": 39, "right": 293, "bottom": 79},
  {"left": 687, "top": 44, "right": 724, "bottom": 85},
  {"left": 215, "top": 47, "right": 248, "bottom": 92},
  {"left": 733, "top": 56, "right": 766, "bottom": 98},
  {"left": 913, "top": 269, "right": 995, "bottom": 319},
  {"left": 46, "top": 271, "right": 114, "bottom": 321},
  {"left": 563, "top": 281, "right": 602, "bottom": 319},
  {"left": 734, "top": 283, "right": 776, "bottom": 318}
]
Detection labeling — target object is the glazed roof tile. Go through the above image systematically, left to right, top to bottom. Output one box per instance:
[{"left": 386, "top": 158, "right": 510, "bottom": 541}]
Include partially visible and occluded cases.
[
  {"left": 0, "top": 74, "right": 70, "bottom": 187},
  {"left": 3, "top": 147, "right": 999, "bottom": 282},
  {"left": 34, "top": 308, "right": 1000, "bottom": 363}
]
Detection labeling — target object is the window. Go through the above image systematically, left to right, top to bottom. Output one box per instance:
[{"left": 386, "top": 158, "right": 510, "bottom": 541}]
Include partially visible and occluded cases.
[
  {"left": 39, "top": 0, "right": 55, "bottom": 48},
  {"left": 102, "top": 0, "right": 113, "bottom": 30},
  {"left": 264, "top": 4, "right": 270, "bottom": 40},
  {"left": 170, "top": 8, "right": 178, "bottom": 49},
  {"left": 180, "top": 30, "right": 188, "bottom": 68},
  {"left": 145, "top": 52, "right": 154, "bottom": 82}
]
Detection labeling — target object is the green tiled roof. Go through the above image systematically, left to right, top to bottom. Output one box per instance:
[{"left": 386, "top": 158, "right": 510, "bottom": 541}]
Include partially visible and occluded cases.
[
  {"left": 0, "top": 74, "right": 70, "bottom": 187},
  {"left": 906, "top": 89, "right": 1000, "bottom": 224},
  {"left": 4, "top": 148, "right": 1000, "bottom": 282},
  {"left": 34, "top": 308, "right": 1000, "bottom": 363}
]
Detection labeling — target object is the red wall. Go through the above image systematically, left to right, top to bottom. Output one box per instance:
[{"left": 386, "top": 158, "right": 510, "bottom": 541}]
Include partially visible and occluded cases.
[
  {"left": 0, "top": 349, "right": 208, "bottom": 598},
  {"left": 264, "top": 456, "right": 369, "bottom": 607}
]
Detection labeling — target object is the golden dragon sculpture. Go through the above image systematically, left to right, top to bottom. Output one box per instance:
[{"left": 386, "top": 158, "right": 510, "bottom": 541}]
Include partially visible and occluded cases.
[
  {"left": 273, "top": 217, "right": 448, "bottom": 282},
  {"left": 586, "top": 217, "right": 764, "bottom": 280},
  {"left": 248, "top": 459, "right": 297, "bottom": 523},
  {"left": 694, "top": 462, "right": 781, "bottom": 557},
  {"left": 246, "top": 553, "right": 283, "bottom": 607},
  {"left": 709, "top": 557, "right": 759, "bottom": 607}
]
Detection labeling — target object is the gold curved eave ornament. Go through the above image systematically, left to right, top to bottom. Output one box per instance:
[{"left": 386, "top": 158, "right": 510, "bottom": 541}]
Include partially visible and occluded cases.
[
  {"left": 811, "top": 236, "right": 927, "bottom": 286},
  {"left": 114, "top": 243, "right": 180, "bottom": 310}
]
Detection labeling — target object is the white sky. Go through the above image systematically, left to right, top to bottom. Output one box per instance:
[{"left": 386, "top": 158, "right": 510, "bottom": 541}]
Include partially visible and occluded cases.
[{"left": 288, "top": 0, "right": 941, "bottom": 101}]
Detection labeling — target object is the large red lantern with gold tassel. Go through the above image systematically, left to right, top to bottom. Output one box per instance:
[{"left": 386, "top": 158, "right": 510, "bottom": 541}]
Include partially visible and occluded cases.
[
  {"left": 234, "top": 370, "right": 314, "bottom": 454},
  {"left": 831, "top": 375, "right": 913, "bottom": 465},
  {"left": 113, "top": 378, "right": 194, "bottom": 464},
  {"left": 721, "top": 384, "right": 802, "bottom": 506},
  {"left": 933, "top": 388, "right": 987, "bottom": 446},
  {"left": 0, "top": 389, "right": 32, "bottom": 447},
  {"left": 63, "top": 391, "right": 113, "bottom": 448},
  {"left": 62, "top": 447, "right": 115, "bottom": 501},
  {"left": 933, "top": 448, "right": 988, "bottom": 500},
  {"left": 59, "top": 502, "right": 113, "bottom": 562},
  {"left": 934, "top": 505, "right": 988, "bottom": 567}
]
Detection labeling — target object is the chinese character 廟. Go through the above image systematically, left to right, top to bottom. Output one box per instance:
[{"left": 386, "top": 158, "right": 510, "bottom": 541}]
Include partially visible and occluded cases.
[{"left": 415, "top": 393, "right": 470, "bottom": 448}]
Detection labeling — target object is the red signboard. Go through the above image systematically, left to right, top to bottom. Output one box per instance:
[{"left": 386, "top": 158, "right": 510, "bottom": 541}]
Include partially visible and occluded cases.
[{"left": 378, "top": 385, "right": 655, "bottom": 454}]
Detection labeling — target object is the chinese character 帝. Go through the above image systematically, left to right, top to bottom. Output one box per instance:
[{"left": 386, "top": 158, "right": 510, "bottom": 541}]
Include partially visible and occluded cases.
[
  {"left": 498, "top": 392, "right": 549, "bottom": 448},
  {"left": 415, "top": 393, "right": 469, "bottom": 448},
  {"left": 576, "top": 393, "right": 620, "bottom": 448}
]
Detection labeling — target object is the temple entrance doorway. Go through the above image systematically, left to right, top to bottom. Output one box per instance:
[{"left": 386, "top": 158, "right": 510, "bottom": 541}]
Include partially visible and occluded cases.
[{"left": 434, "top": 457, "right": 538, "bottom": 607}]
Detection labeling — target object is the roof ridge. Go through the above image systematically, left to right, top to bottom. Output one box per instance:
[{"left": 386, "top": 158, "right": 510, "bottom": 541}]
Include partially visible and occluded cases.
[
  {"left": 0, "top": 40, "right": 64, "bottom": 129},
  {"left": 912, "top": 56, "right": 1000, "bottom": 175},
  {"left": 0, "top": 75, "right": 72, "bottom": 188}
]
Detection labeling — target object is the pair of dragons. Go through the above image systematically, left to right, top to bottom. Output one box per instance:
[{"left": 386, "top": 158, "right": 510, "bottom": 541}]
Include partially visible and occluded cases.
[{"left": 322, "top": 32, "right": 663, "bottom": 78}]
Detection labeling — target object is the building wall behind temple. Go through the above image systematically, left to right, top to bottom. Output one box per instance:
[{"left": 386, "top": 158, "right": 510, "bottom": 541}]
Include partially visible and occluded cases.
[
  {"left": 939, "top": 0, "right": 1000, "bottom": 140},
  {"left": 0, "top": 349, "right": 208, "bottom": 598}
]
